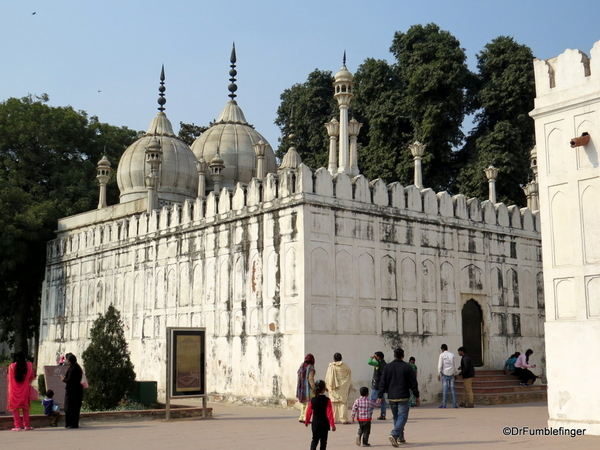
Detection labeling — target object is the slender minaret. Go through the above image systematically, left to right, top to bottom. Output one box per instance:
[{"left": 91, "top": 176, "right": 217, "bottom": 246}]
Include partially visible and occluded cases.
[
  {"left": 333, "top": 52, "right": 354, "bottom": 175},
  {"left": 348, "top": 117, "right": 362, "bottom": 176},
  {"left": 325, "top": 118, "right": 339, "bottom": 175},
  {"left": 145, "top": 137, "right": 163, "bottom": 212},
  {"left": 409, "top": 141, "right": 426, "bottom": 189},
  {"left": 96, "top": 155, "right": 111, "bottom": 209},
  {"left": 484, "top": 165, "right": 499, "bottom": 204}
]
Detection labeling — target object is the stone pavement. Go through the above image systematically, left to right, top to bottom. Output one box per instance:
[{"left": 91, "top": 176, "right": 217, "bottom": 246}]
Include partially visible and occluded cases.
[{"left": 2, "top": 401, "right": 599, "bottom": 449}]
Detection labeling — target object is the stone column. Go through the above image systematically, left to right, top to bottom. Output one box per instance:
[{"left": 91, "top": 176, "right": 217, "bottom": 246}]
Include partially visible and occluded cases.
[
  {"left": 348, "top": 117, "right": 362, "bottom": 176},
  {"left": 325, "top": 119, "right": 339, "bottom": 175},
  {"left": 254, "top": 140, "right": 267, "bottom": 180},
  {"left": 409, "top": 141, "right": 426, "bottom": 189},
  {"left": 196, "top": 158, "right": 207, "bottom": 198},
  {"left": 483, "top": 165, "right": 499, "bottom": 204}
]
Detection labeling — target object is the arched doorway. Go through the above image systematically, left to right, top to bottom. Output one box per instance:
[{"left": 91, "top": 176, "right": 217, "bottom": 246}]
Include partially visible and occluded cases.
[{"left": 462, "top": 299, "right": 483, "bottom": 366}]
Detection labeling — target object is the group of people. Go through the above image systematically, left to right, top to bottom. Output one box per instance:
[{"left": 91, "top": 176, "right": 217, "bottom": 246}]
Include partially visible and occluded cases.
[
  {"left": 437, "top": 344, "right": 475, "bottom": 409},
  {"left": 297, "top": 348, "right": 420, "bottom": 449},
  {"left": 504, "top": 348, "right": 542, "bottom": 386},
  {"left": 6, "top": 351, "right": 85, "bottom": 430}
]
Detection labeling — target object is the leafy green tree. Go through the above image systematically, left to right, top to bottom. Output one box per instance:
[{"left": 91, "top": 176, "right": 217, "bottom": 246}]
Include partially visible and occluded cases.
[
  {"left": 391, "top": 23, "right": 473, "bottom": 191},
  {"left": 455, "top": 36, "right": 536, "bottom": 205},
  {"left": 352, "top": 58, "right": 412, "bottom": 182},
  {"left": 275, "top": 69, "right": 336, "bottom": 169},
  {"left": 0, "top": 95, "right": 139, "bottom": 355},
  {"left": 178, "top": 121, "right": 208, "bottom": 146},
  {"left": 82, "top": 305, "right": 136, "bottom": 411}
]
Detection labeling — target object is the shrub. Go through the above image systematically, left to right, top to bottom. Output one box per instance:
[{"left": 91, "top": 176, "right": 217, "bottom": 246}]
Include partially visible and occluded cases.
[
  {"left": 82, "top": 305, "right": 136, "bottom": 411},
  {"left": 37, "top": 374, "right": 47, "bottom": 397}
]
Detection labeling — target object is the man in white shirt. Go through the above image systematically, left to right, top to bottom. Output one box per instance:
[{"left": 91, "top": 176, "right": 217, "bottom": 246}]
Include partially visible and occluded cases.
[{"left": 437, "top": 344, "right": 458, "bottom": 408}]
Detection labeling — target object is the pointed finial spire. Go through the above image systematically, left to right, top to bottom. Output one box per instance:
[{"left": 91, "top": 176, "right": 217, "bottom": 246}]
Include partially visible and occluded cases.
[
  {"left": 228, "top": 42, "right": 238, "bottom": 100},
  {"left": 343, "top": 50, "right": 346, "bottom": 67},
  {"left": 158, "top": 65, "right": 166, "bottom": 112}
]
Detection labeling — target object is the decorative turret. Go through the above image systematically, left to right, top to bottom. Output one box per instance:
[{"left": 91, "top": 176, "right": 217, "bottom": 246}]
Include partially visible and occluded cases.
[
  {"left": 333, "top": 51, "right": 355, "bottom": 175},
  {"left": 348, "top": 117, "right": 362, "bottom": 176},
  {"left": 325, "top": 118, "right": 339, "bottom": 175},
  {"left": 278, "top": 131, "right": 302, "bottom": 173},
  {"left": 145, "top": 137, "right": 163, "bottom": 212},
  {"left": 254, "top": 140, "right": 268, "bottom": 180},
  {"left": 409, "top": 141, "right": 426, "bottom": 189},
  {"left": 523, "top": 146, "right": 539, "bottom": 210},
  {"left": 209, "top": 148, "right": 225, "bottom": 193},
  {"left": 96, "top": 155, "right": 111, "bottom": 209},
  {"left": 196, "top": 158, "right": 208, "bottom": 198},
  {"left": 483, "top": 165, "right": 499, "bottom": 204}
]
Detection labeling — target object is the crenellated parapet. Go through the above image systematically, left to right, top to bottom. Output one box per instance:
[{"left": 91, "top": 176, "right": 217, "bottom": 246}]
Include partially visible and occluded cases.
[
  {"left": 533, "top": 41, "right": 600, "bottom": 107},
  {"left": 48, "top": 164, "right": 539, "bottom": 260}
]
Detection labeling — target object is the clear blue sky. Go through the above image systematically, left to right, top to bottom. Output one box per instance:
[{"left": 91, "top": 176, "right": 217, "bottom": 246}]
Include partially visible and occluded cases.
[{"left": 2, "top": 1, "right": 600, "bottom": 148}]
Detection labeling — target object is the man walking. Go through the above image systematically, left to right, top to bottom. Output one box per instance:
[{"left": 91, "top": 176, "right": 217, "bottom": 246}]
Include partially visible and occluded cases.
[
  {"left": 437, "top": 344, "right": 458, "bottom": 408},
  {"left": 457, "top": 346, "right": 475, "bottom": 408},
  {"left": 377, "top": 348, "right": 420, "bottom": 447},
  {"left": 367, "top": 351, "right": 387, "bottom": 420},
  {"left": 325, "top": 353, "right": 352, "bottom": 423}
]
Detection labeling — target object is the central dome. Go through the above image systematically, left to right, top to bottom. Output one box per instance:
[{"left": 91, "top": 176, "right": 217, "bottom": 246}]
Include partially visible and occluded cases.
[{"left": 191, "top": 100, "right": 277, "bottom": 190}]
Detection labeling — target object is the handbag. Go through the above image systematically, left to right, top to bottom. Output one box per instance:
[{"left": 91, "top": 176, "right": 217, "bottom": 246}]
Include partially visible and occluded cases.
[{"left": 29, "top": 385, "right": 39, "bottom": 402}]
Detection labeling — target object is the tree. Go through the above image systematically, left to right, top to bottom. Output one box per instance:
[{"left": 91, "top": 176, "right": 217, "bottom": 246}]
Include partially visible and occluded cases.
[
  {"left": 391, "top": 24, "right": 473, "bottom": 191},
  {"left": 455, "top": 36, "right": 536, "bottom": 205},
  {"left": 352, "top": 58, "right": 412, "bottom": 182},
  {"left": 275, "top": 69, "right": 336, "bottom": 169},
  {"left": 0, "top": 95, "right": 140, "bottom": 355},
  {"left": 178, "top": 121, "right": 208, "bottom": 146},
  {"left": 81, "top": 305, "right": 136, "bottom": 410}
]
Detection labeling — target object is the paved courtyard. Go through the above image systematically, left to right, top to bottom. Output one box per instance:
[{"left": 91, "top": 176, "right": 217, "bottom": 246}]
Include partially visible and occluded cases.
[{"left": 3, "top": 401, "right": 599, "bottom": 449}]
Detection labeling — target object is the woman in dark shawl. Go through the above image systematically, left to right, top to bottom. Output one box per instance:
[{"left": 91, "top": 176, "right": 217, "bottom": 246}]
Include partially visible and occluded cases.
[{"left": 62, "top": 353, "right": 84, "bottom": 428}]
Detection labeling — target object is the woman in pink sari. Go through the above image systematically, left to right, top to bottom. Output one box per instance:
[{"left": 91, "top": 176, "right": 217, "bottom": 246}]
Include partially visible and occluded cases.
[{"left": 7, "top": 351, "right": 36, "bottom": 431}]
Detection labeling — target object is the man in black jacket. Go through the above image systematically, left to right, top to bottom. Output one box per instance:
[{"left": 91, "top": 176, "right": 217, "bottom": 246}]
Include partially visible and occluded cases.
[
  {"left": 457, "top": 346, "right": 475, "bottom": 408},
  {"left": 377, "top": 348, "right": 420, "bottom": 447},
  {"left": 368, "top": 351, "right": 387, "bottom": 420}
]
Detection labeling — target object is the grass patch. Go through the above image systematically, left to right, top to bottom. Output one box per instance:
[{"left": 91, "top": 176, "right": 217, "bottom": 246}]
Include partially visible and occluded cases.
[{"left": 30, "top": 400, "right": 44, "bottom": 415}]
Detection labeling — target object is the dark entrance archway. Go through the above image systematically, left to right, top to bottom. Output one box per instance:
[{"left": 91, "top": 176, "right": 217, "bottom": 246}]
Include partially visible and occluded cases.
[{"left": 462, "top": 299, "right": 483, "bottom": 366}]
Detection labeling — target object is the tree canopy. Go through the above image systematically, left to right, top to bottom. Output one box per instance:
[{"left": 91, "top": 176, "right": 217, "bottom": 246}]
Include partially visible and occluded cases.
[
  {"left": 275, "top": 25, "right": 535, "bottom": 203},
  {"left": 454, "top": 36, "right": 536, "bottom": 204},
  {"left": 0, "top": 95, "right": 140, "bottom": 355}
]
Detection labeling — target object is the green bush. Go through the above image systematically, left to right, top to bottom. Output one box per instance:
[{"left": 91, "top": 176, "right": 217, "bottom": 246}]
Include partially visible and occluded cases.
[
  {"left": 82, "top": 305, "right": 136, "bottom": 411},
  {"left": 37, "top": 374, "right": 47, "bottom": 397}
]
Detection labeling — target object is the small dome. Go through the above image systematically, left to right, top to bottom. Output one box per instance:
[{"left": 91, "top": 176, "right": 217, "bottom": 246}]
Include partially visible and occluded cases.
[
  {"left": 334, "top": 64, "right": 354, "bottom": 84},
  {"left": 191, "top": 100, "right": 277, "bottom": 191},
  {"left": 117, "top": 112, "right": 199, "bottom": 204},
  {"left": 278, "top": 146, "right": 302, "bottom": 172}
]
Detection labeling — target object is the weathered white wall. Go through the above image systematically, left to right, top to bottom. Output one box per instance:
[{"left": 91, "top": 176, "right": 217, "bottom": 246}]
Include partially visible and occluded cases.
[
  {"left": 531, "top": 41, "right": 600, "bottom": 434},
  {"left": 40, "top": 167, "right": 544, "bottom": 405}
]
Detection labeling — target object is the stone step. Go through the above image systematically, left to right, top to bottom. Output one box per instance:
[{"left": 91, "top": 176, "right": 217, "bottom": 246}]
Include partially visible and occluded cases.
[{"left": 455, "top": 384, "right": 547, "bottom": 394}]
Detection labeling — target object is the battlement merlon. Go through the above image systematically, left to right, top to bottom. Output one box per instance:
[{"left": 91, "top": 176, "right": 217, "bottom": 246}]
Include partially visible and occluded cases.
[{"left": 531, "top": 41, "right": 600, "bottom": 115}]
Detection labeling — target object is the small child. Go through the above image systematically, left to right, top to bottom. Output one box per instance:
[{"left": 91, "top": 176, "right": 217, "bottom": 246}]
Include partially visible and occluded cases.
[
  {"left": 305, "top": 380, "right": 336, "bottom": 450},
  {"left": 351, "top": 386, "right": 375, "bottom": 447},
  {"left": 42, "top": 390, "right": 60, "bottom": 427}
]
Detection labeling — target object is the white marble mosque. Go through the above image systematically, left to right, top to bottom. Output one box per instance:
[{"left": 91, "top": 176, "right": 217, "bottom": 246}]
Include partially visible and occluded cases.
[{"left": 38, "top": 46, "right": 545, "bottom": 406}]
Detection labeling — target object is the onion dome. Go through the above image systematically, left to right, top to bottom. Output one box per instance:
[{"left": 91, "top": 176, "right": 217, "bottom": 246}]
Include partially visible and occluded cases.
[
  {"left": 191, "top": 44, "right": 277, "bottom": 191},
  {"left": 117, "top": 66, "right": 198, "bottom": 204},
  {"left": 278, "top": 146, "right": 302, "bottom": 172}
]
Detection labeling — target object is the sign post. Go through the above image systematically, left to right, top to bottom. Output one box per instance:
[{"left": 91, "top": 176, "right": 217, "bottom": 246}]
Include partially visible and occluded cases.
[{"left": 165, "top": 327, "right": 206, "bottom": 420}]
